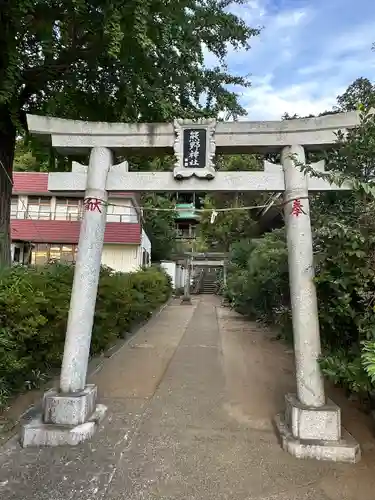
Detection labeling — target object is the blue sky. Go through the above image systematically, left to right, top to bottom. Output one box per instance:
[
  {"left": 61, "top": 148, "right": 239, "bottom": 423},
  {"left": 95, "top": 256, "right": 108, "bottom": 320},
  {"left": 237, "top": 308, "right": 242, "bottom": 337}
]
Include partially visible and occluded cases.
[{"left": 207, "top": 0, "right": 375, "bottom": 119}]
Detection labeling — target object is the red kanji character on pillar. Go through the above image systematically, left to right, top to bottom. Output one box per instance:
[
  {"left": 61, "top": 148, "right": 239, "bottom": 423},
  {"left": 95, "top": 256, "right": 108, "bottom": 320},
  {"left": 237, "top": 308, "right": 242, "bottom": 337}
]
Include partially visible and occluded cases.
[
  {"left": 83, "top": 198, "right": 102, "bottom": 213},
  {"left": 291, "top": 199, "right": 305, "bottom": 217}
]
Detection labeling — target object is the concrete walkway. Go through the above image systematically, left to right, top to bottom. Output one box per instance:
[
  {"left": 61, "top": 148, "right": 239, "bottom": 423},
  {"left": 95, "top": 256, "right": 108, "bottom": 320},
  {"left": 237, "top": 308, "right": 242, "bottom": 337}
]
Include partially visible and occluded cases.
[{"left": 1, "top": 296, "right": 375, "bottom": 499}]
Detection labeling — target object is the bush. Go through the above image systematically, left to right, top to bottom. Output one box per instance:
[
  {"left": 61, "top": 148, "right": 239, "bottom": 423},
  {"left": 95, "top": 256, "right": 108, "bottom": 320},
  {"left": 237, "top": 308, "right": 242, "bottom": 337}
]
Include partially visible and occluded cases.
[
  {"left": 225, "top": 221, "right": 375, "bottom": 400},
  {"left": 313, "top": 221, "right": 375, "bottom": 397},
  {"left": 225, "top": 230, "right": 292, "bottom": 338},
  {"left": 0, "top": 264, "right": 171, "bottom": 408}
]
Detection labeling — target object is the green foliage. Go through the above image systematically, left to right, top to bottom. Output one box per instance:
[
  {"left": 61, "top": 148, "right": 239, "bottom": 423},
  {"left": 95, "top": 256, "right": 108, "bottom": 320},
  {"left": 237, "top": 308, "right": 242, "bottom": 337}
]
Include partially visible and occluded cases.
[
  {"left": 2, "top": 0, "right": 260, "bottom": 266},
  {"left": 1, "top": 1, "right": 259, "bottom": 131},
  {"left": 335, "top": 78, "right": 375, "bottom": 112},
  {"left": 225, "top": 96, "right": 375, "bottom": 400},
  {"left": 13, "top": 136, "right": 72, "bottom": 172},
  {"left": 198, "top": 154, "right": 266, "bottom": 251},
  {"left": 216, "top": 154, "right": 263, "bottom": 171},
  {"left": 142, "top": 194, "right": 177, "bottom": 262},
  {"left": 198, "top": 197, "right": 258, "bottom": 251},
  {"left": 313, "top": 221, "right": 375, "bottom": 349},
  {"left": 225, "top": 230, "right": 291, "bottom": 337},
  {"left": 229, "top": 239, "right": 257, "bottom": 268},
  {"left": 0, "top": 264, "right": 171, "bottom": 408},
  {"left": 362, "top": 341, "right": 375, "bottom": 384},
  {"left": 319, "top": 348, "right": 371, "bottom": 394}
]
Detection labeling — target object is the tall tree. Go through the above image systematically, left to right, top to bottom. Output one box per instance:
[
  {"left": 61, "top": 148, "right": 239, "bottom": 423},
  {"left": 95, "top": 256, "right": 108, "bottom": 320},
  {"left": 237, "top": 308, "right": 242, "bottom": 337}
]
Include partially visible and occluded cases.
[
  {"left": 0, "top": 0, "right": 260, "bottom": 265},
  {"left": 335, "top": 78, "right": 375, "bottom": 111}
]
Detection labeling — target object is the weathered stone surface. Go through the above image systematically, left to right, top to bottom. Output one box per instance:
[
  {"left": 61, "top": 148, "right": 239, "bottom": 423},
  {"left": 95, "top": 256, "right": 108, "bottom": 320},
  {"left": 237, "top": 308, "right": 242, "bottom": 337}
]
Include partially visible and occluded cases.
[
  {"left": 27, "top": 111, "right": 360, "bottom": 155},
  {"left": 283, "top": 145, "right": 325, "bottom": 408},
  {"left": 59, "top": 147, "right": 113, "bottom": 394},
  {"left": 48, "top": 168, "right": 352, "bottom": 194},
  {"left": 43, "top": 385, "right": 97, "bottom": 426},
  {"left": 285, "top": 393, "right": 341, "bottom": 441},
  {"left": 20, "top": 404, "right": 107, "bottom": 448},
  {"left": 275, "top": 413, "right": 361, "bottom": 463}
]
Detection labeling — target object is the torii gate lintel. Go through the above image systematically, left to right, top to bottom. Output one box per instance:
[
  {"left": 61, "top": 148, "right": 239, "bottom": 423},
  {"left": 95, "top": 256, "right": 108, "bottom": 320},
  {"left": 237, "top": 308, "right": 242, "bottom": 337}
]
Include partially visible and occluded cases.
[{"left": 47, "top": 158, "right": 349, "bottom": 194}]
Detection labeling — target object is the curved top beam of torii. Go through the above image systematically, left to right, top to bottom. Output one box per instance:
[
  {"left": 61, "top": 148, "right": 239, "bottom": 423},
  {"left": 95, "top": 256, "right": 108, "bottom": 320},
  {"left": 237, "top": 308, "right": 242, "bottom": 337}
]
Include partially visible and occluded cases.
[
  {"left": 26, "top": 111, "right": 360, "bottom": 155},
  {"left": 27, "top": 112, "right": 360, "bottom": 193}
]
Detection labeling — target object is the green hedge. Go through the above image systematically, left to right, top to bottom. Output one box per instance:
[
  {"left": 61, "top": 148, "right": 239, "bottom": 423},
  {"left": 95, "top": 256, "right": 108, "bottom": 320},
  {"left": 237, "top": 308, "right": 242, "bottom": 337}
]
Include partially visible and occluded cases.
[
  {"left": 224, "top": 226, "right": 375, "bottom": 402},
  {"left": 224, "top": 231, "right": 292, "bottom": 340},
  {"left": 0, "top": 264, "right": 171, "bottom": 408}
]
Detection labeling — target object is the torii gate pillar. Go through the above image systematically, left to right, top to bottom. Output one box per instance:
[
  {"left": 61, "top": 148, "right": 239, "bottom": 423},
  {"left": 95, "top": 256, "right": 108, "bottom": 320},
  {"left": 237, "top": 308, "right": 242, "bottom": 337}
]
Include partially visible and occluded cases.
[
  {"left": 282, "top": 145, "right": 325, "bottom": 407},
  {"left": 275, "top": 146, "right": 359, "bottom": 462},
  {"left": 21, "top": 147, "right": 112, "bottom": 447},
  {"left": 181, "top": 257, "right": 192, "bottom": 304}
]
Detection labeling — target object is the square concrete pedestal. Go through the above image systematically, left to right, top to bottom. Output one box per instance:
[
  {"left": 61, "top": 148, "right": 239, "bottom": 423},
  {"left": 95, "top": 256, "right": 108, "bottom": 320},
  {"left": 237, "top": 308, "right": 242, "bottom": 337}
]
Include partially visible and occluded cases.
[
  {"left": 181, "top": 296, "right": 192, "bottom": 305},
  {"left": 20, "top": 384, "right": 107, "bottom": 447},
  {"left": 275, "top": 394, "right": 361, "bottom": 463}
]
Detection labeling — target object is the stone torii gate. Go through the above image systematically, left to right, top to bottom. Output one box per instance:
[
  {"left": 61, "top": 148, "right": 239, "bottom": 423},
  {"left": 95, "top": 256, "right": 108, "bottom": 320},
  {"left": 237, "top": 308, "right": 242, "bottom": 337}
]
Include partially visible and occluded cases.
[{"left": 21, "top": 112, "right": 361, "bottom": 463}]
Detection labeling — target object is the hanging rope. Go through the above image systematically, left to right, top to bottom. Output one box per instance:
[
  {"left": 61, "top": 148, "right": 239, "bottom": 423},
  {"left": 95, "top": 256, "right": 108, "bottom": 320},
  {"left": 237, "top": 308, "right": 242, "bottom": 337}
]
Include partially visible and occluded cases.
[{"left": 86, "top": 196, "right": 310, "bottom": 214}]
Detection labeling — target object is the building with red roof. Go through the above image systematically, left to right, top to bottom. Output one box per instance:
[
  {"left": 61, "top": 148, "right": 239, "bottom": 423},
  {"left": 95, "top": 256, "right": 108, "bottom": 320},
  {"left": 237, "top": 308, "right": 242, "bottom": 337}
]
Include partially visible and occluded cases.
[{"left": 11, "top": 172, "right": 151, "bottom": 271}]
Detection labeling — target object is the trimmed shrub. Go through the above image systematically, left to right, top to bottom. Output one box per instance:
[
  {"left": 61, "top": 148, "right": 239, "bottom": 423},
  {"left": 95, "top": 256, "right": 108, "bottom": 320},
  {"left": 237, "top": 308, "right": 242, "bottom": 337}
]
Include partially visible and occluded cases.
[
  {"left": 225, "top": 222, "right": 375, "bottom": 402},
  {"left": 225, "top": 230, "right": 292, "bottom": 339},
  {"left": 0, "top": 264, "right": 171, "bottom": 408}
]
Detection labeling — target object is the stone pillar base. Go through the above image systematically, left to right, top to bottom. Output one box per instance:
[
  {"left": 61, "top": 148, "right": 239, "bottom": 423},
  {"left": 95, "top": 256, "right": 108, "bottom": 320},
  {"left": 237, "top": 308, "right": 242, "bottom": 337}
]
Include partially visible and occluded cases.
[
  {"left": 181, "top": 296, "right": 192, "bottom": 305},
  {"left": 20, "top": 385, "right": 107, "bottom": 448},
  {"left": 43, "top": 385, "right": 97, "bottom": 425},
  {"left": 275, "top": 394, "right": 361, "bottom": 463}
]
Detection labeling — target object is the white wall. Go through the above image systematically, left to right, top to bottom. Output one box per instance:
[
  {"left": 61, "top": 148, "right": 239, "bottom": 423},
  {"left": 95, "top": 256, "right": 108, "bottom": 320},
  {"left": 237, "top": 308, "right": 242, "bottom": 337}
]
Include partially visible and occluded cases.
[
  {"left": 141, "top": 228, "right": 151, "bottom": 255},
  {"left": 101, "top": 244, "right": 140, "bottom": 272},
  {"left": 160, "top": 261, "right": 177, "bottom": 288},
  {"left": 160, "top": 262, "right": 190, "bottom": 290},
  {"left": 175, "top": 265, "right": 186, "bottom": 289}
]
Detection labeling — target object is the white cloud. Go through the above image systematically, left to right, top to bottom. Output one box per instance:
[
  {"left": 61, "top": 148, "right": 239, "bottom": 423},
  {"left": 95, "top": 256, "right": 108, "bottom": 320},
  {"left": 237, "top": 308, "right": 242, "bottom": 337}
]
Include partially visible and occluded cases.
[
  {"left": 219, "top": 0, "right": 375, "bottom": 119},
  {"left": 271, "top": 9, "right": 309, "bottom": 29},
  {"left": 241, "top": 76, "right": 339, "bottom": 119}
]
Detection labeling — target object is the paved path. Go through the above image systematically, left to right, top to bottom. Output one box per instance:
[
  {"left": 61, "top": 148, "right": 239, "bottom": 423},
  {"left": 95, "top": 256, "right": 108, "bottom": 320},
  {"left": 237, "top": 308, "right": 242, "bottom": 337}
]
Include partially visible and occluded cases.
[{"left": 1, "top": 296, "right": 375, "bottom": 499}]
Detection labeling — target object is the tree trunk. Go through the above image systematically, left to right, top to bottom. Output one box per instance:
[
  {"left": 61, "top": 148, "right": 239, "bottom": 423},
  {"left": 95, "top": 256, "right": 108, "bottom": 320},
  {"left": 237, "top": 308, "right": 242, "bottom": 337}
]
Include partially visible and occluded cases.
[{"left": 0, "top": 110, "right": 16, "bottom": 268}]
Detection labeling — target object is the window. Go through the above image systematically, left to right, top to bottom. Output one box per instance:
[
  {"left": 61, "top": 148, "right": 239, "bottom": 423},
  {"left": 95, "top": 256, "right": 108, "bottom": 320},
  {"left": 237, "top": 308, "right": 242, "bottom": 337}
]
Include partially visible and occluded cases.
[
  {"left": 177, "top": 193, "right": 195, "bottom": 204},
  {"left": 11, "top": 197, "right": 18, "bottom": 218},
  {"left": 27, "top": 197, "right": 51, "bottom": 220},
  {"left": 55, "top": 198, "right": 83, "bottom": 221},
  {"left": 106, "top": 199, "right": 138, "bottom": 223},
  {"left": 176, "top": 223, "right": 196, "bottom": 239},
  {"left": 31, "top": 243, "right": 77, "bottom": 266},
  {"left": 31, "top": 243, "right": 49, "bottom": 266},
  {"left": 49, "top": 245, "right": 62, "bottom": 262},
  {"left": 60, "top": 245, "right": 75, "bottom": 263}
]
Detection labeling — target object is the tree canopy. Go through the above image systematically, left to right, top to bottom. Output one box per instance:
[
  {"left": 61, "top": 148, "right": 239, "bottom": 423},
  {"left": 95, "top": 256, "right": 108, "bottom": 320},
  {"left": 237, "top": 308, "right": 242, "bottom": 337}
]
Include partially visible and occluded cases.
[
  {"left": 0, "top": 0, "right": 260, "bottom": 265},
  {"left": 1, "top": 0, "right": 259, "bottom": 128},
  {"left": 336, "top": 78, "right": 375, "bottom": 112}
]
